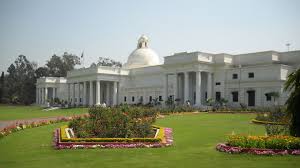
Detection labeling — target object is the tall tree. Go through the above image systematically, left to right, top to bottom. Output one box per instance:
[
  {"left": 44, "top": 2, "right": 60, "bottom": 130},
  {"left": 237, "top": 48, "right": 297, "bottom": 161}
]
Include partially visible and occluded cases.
[
  {"left": 45, "top": 52, "right": 80, "bottom": 77},
  {"left": 62, "top": 52, "right": 81, "bottom": 76},
  {"left": 6, "top": 55, "right": 36, "bottom": 105},
  {"left": 46, "top": 55, "right": 64, "bottom": 77},
  {"left": 90, "top": 57, "right": 122, "bottom": 68},
  {"left": 35, "top": 67, "right": 49, "bottom": 78},
  {"left": 284, "top": 68, "right": 300, "bottom": 137},
  {"left": 0, "top": 72, "right": 4, "bottom": 103}
]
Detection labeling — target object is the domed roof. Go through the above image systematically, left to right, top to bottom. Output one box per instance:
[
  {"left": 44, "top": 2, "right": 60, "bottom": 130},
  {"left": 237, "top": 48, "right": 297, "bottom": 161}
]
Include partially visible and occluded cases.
[{"left": 124, "top": 35, "right": 160, "bottom": 69}]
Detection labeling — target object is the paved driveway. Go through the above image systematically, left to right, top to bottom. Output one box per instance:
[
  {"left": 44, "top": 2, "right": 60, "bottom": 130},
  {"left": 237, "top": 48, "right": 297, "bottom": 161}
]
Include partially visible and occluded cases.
[{"left": 0, "top": 116, "right": 66, "bottom": 130}]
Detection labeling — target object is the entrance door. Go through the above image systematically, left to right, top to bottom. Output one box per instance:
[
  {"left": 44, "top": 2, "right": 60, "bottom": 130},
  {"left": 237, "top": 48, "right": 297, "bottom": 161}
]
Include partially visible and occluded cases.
[
  {"left": 248, "top": 91, "right": 255, "bottom": 107},
  {"left": 216, "top": 92, "right": 221, "bottom": 101}
]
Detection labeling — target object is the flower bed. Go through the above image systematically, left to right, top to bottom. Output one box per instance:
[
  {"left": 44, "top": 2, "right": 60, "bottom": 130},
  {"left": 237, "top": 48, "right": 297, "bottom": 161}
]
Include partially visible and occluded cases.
[
  {"left": 0, "top": 114, "right": 89, "bottom": 139},
  {"left": 251, "top": 119, "right": 288, "bottom": 125},
  {"left": 53, "top": 125, "right": 173, "bottom": 149},
  {"left": 60, "top": 125, "right": 164, "bottom": 142},
  {"left": 216, "top": 135, "right": 300, "bottom": 155},
  {"left": 216, "top": 143, "right": 300, "bottom": 155}
]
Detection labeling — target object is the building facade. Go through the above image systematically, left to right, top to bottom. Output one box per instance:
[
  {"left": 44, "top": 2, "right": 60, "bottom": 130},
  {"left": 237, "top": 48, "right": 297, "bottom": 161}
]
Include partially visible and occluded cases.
[{"left": 36, "top": 35, "right": 300, "bottom": 107}]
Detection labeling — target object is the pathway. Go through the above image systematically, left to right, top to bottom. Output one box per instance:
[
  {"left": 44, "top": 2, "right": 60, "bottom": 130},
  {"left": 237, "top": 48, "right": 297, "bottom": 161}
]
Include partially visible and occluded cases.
[{"left": 0, "top": 116, "right": 71, "bottom": 131}]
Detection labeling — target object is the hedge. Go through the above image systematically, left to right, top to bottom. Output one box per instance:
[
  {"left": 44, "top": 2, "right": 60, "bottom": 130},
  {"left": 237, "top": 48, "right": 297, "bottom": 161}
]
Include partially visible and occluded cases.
[
  {"left": 251, "top": 119, "right": 288, "bottom": 125},
  {"left": 60, "top": 125, "right": 164, "bottom": 143},
  {"left": 227, "top": 135, "right": 300, "bottom": 150}
]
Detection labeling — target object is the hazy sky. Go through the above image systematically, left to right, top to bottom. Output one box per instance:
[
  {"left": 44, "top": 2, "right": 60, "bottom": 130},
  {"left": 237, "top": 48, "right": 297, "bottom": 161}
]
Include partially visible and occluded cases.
[{"left": 0, "top": 0, "right": 299, "bottom": 72}]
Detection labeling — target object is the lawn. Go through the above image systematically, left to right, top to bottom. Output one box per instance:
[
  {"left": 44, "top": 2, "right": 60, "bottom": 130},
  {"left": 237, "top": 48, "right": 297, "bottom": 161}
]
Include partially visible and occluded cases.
[
  {"left": 0, "top": 104, "right": 88, "bottom": 120},
  {"left": 0, "top": 113, "right": 299, "bottom": 168}
]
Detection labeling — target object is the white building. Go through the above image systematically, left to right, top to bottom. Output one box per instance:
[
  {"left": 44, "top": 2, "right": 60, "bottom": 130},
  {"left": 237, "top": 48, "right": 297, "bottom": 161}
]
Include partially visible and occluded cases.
[{"left": 36, "top": 35, "right": 300, "bottom": 108}]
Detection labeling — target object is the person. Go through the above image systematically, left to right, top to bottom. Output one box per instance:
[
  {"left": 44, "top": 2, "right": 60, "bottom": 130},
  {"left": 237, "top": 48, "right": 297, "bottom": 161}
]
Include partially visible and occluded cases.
[{"left": 186, "top": 100, "right": 190, "bottom": 107}]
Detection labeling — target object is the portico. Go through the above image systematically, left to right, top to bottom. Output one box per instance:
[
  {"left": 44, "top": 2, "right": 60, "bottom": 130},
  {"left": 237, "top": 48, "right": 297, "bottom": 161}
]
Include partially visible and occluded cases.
[
  {"left": 65, "top": 65, "right": 128, "bottom": 107},
  {"left": 164, "top": 70, "right": 213, "bottom": 106},
  {"left": 36, "top": 77, "right": 67, "bottom": 105},
  {"left": 67, "top": 80, "right": 119, "bottom": 107}
]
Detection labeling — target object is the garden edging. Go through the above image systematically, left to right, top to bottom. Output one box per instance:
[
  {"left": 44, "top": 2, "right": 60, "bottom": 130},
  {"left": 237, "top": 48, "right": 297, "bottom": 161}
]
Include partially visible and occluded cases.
[{"left": 216, "top": 143, "right": 300, "bottom": 155}]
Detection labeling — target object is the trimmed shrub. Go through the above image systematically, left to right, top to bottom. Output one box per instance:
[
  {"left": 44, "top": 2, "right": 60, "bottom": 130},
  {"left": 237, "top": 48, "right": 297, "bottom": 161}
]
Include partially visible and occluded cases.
[
  {"left": 69, "top": 105, "right": 157, "bottom": 138},
  {"left": 60, "top": 125, "right": 164, "bottom": 142},
  {"left": 227, "top": 135, "right": 300, "bottom": 150}
]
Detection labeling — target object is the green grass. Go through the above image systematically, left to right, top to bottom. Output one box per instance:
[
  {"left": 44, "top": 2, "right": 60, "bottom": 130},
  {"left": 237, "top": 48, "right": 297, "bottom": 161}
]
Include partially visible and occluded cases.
[
  {"left": 0, "top": 104, "right": 88, "bottom": 120},
  {"left": 0, "top": 113, "right": 299, "bottom": 168}
]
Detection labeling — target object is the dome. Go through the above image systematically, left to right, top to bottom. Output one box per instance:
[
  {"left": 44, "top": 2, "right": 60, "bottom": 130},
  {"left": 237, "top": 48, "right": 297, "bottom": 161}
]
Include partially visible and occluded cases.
[{"left": 124, "top": 35, "right": 160, "bottom": 69}]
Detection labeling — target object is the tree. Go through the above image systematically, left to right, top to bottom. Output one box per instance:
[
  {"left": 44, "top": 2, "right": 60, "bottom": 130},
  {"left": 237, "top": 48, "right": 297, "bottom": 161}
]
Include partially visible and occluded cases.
[
  {"left": 45, "top": 52, "right": 80, "bottom": 77},
  {"left": 61, "top": 52, "right": 81, "bottom": 76},
  {"left": 46, "top": 54, "right": 64, "bottom": 77},
  {"left": 6, "top": 55, "right": 36, "bottom": 105},
  {"left": 90, "top": 57, "right": 122, "bottom": 68},
  {"left": 90, "top": 62, "right": 97, "bottom": 68},
  {"left": 35, "top": 67, "right": 49, "bottom": 78},
  {"left": 284, "top": 68, "right": 300, "bottom": 137},
  {"left": 0, "top": 72, "right": 4, "bottom": 103}
]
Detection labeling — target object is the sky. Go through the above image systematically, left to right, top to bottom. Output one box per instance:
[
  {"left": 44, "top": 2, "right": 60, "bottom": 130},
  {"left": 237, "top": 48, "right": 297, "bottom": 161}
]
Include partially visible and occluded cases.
[{"left": 0, "top": 0, "right": 299, "bottom": 72}]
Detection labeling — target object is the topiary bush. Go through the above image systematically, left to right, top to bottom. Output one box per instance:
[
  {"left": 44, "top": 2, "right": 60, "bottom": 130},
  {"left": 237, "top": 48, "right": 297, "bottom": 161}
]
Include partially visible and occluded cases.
[
  {"left": 69, "top": 105, "right": 157, "bottom": 138},
  {"left": 227, "top": 135, "right": 300, "bottom": 150}
]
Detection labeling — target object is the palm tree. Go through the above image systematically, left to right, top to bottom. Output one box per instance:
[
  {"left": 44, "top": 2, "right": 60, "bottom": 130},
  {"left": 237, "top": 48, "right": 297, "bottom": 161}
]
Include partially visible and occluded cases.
[{"left": 284, "top": 68, "right": 300, "bottom": 137}]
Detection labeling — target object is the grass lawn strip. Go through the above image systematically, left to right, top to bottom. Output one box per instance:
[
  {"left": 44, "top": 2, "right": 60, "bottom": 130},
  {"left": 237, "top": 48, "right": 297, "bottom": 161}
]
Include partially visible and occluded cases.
[{"left": 1, "top": 113, "right": 300, "bottom": 168}]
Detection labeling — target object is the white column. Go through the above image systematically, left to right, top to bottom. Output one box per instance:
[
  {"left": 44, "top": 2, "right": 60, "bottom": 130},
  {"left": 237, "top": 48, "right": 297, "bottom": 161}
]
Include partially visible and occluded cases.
[
  {"left": 196, "top": 71, "right": 202, "bottom": 106},
  {"left": 184, "top": 72, "right": 189, "bottom": 103},
  {"left": 207, "top": 72, "right": 212, "bottom": 100},
  {"left": 174, "top": 73, "right": 178, "bottom": 100},
  {"left": 164, "top": 74, "right": 168, "bottom": 103},
  {"left": 96, "top": 80, "right": 101, "bottom": 105},
  {"left": 83, "top": 81, "right": 87, "bottom": 106},
  {"left": 89, "top": 81, "right": 93, "bottom": 106},
  {"left": 113, "top": 81, "right": 118, "bottom": 106},
  {"left": 106, "top": 82, "right": 110, "bottom": 105},
  {"left": 67, "top": 83, "right": 70, "bottom": 103},
  {"left": 72, "top": 83, "right": 75, "bottom": 106},
  {"left": 77, "top": 83, "right": 80, "bottom": 106},
  {"left": 45, "top": 87, "right": 48, "bottom": 104},
  {"left": 52, "top": 87, "right": 56, "bottom": 99},
  {"left": 36, "top": 88, "right": 39, "bottom": 104},
  {"left": 40, "top": 88, "right": 42, "bottom": 104},
  {"left": 41, "top": 88, "right": 44, "bottom": 104},
  {"left": 43, "top": 88, "right": 46, "bottom": 104},
  {"left": 143, "top": 91, "right": 147, "bottom": 105}
]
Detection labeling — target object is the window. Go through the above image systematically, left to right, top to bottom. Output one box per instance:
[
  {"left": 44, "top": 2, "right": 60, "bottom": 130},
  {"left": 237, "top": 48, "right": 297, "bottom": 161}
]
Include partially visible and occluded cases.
[
  {"left": 248, "top": 72, "right": 254, "bottom": 78},
  {"left": 232, "top": 74, "right": 238, "bottom": 79},
  {"left": 215, "top": 82, "right": 221, "bottom": 85},
  {"left": 232, "top": 91, "right": 238, "bottom": 102},
  {"left": 205, "top": 92, "right": 207, "bottom": 99},
  {"left": 216, "top": 92, "right": 221, "bottom": 101},
  {"left": 265, "top": 94, "right": 271, "bottom": 101},
  {"left": 124, "top": 96, "right": 127, "bottom": 102},
  {"left": 132, "top": 96, "right": 135, "bottom": 102},
  {"left": 149, "top": 96, "right": 152, "bottom": 102},
  {"left": 159, "top": 96, "right": 162, "bottom": 101}
]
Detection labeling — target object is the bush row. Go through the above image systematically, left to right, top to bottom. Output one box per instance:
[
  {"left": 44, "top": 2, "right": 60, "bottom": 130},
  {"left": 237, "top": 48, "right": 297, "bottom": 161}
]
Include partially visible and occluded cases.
[
  {"left": 69, "top": 105, "right": 157, "bottom": 138},
  {"left": 154, "top": 106, "right": 199, "bottom": 114},
  {"left": 251, "top": 119, "right": 287, "bottom": 125},
  {"left": 60, "top": 125, "right": 164, "bottom": 142},
  {"left": 227, "top": 135, "right": 300, "bottom": 150}
]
